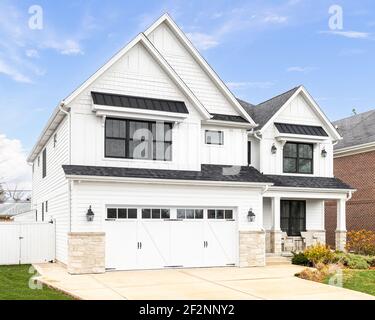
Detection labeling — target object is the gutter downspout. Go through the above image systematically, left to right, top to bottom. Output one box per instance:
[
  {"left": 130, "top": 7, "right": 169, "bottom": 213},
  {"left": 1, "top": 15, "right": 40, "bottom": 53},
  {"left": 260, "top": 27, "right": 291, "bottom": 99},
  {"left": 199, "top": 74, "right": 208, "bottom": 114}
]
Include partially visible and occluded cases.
[
  {"left": 59, "top": 102, "right": 73, "bottom": 232},
  {"left": 261, "top": 184, "right": 269, "bottom": 195},
  {"left": 346, "top": 190, "right": 353, "bottom": 201}
]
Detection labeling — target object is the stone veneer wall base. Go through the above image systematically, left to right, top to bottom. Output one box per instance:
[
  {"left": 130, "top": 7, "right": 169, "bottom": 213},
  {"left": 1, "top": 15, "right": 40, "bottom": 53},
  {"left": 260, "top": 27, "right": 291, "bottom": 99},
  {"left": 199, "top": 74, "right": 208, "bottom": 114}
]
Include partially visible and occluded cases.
[
  {"left": 239, "top": 230, "right": 266, "bottom": 267},
  {"left": 68, "top": 232, "right": 105, "bottom": 275}
]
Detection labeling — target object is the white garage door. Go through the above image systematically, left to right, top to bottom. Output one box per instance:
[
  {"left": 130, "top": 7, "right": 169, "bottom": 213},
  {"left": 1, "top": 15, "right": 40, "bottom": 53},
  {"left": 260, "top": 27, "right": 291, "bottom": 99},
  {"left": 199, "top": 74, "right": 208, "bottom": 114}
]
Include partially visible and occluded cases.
[{"left": 104, "top": 207, "right": 237, "bottom": 270}]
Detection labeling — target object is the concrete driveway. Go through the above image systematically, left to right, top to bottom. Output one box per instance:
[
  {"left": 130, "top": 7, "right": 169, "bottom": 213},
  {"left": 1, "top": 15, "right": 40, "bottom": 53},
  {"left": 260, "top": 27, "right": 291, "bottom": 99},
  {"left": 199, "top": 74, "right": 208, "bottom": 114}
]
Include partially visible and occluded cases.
[{"left": 34, "top": 263, "right": 374, "bottom": 300}]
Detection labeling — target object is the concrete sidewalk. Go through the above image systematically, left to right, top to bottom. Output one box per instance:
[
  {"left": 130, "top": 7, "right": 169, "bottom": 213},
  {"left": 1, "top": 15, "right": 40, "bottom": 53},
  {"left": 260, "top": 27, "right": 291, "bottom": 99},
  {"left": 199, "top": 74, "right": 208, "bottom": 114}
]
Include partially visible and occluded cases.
[{"left": 34, "top": 263, "right": 374, "bottom": 300}]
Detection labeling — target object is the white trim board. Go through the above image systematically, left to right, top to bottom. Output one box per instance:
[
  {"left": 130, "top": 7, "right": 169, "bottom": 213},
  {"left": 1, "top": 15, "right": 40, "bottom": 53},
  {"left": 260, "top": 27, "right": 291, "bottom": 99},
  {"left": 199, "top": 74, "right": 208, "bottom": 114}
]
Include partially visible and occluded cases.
[{"left": 334, "top": 141, "right": 375, "bottom": 158}]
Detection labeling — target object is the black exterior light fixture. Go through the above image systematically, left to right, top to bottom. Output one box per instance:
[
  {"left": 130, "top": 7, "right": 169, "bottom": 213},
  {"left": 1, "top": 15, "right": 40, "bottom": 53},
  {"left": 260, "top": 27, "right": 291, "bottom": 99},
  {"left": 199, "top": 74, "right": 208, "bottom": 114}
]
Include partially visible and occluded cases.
[
  {"left": 271, "top": 144, "right": 277, "bottom": 154},
  {"left": 321, "top": 148, "right": 327, "bottom": 158},
  {"left": 86, "top": 206, "right": 94, "bottom": 222},
  {"left": 247, "top": 208, "right": 256, "bottom": 222}
]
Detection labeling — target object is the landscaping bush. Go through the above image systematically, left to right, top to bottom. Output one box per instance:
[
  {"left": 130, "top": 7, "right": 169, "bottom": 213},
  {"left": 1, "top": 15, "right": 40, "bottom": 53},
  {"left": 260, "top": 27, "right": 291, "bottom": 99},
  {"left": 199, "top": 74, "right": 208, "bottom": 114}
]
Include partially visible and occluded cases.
[
  {"left": 346, "top": 230, "right": 375, "bottom": 256},
  {"left": 304, "top": 243, "right": 334, "bottom": 265},
  {"left": 291, "top": 252, "right": 311, "bottom": 266},
  {"left": 333, "top": 252, "right": 371, "bottom": 270},
  {"left": 297, "top": 263, "right": 330, "bottom": 282}
]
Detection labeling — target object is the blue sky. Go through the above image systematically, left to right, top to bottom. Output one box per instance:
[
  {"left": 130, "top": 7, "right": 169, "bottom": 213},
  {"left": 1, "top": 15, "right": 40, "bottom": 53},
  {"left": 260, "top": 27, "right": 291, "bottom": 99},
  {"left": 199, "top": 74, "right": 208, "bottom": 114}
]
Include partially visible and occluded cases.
[{"left": 0, "top": 0, "right": 375, "bottom": 186}]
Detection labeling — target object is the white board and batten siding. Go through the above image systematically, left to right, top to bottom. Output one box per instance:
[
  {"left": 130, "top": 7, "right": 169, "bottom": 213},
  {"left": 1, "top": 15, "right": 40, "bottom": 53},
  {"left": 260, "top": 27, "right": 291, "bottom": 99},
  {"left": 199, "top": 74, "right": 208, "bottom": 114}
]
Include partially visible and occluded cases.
[
  {"left": 148, "top": 22, "right": 239, "bottom": 116},
  {"left": 69, "top": 42, "right": 202, "bottom": 171},
  {"left": 260, "top": 93, "right": 334, "bottom": 177},
  {"left": 31, "top": 117, "right": 70, "bottom": 264},
  {"left": 0, "top": 222, "right": 55, "bottom": 265}
]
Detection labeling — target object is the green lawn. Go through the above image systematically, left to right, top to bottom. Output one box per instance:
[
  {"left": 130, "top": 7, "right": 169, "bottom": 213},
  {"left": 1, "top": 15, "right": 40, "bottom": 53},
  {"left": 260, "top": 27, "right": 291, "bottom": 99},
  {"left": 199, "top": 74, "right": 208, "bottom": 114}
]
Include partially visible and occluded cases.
[
  {"left": 0, "top": 265, "right": 74, "bottom": 300},
  {"left": 325, "top": 269, "right": 375, "bottom": 296}
]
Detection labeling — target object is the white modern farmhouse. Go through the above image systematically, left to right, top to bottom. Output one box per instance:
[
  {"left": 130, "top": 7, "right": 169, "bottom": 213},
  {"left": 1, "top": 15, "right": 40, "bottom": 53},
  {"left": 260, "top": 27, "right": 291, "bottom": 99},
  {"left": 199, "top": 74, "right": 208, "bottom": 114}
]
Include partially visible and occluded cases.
[{"left": 28, "top": 14, "right": 353, "bottom": 274}]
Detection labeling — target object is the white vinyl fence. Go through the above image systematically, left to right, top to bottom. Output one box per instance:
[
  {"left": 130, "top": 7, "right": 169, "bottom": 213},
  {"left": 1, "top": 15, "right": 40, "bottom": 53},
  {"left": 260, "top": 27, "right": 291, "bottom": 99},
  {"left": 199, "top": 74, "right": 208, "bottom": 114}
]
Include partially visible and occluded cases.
[{"left": 0, "top": 222, "right": 55, "bottom": 265}]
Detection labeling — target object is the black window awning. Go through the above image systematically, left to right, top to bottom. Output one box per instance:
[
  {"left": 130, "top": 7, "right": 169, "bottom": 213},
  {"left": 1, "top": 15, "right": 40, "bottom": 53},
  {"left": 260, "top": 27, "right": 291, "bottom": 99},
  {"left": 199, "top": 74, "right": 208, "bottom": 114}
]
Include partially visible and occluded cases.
[
  {"left": 91, "top": 92, "right": 189, "bottom": 114},
  {"left": 275, "top": 123, "right": 328, "bottom": 137}
]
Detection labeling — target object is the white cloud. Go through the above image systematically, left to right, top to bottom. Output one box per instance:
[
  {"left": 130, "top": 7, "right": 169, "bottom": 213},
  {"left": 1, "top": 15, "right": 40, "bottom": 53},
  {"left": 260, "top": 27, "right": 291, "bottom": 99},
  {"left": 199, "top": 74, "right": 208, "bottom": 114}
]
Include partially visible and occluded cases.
[
  {"left": 321, "top": 30, "right": 370, "bottom": 39},
  {"left": 186, "top": 32, "right": 220, "bottom": 50},
  {"left": 42, "top": 39, "right": 84, "bottom": 56},
  {"left": 25, "top": 49, "right": 39, "bottom": 58},
  {"left": 0, "top": 59, "right": 32, "bottom": 83},
  {"left": 287, "top": 66, "right": 317, "bottom": 73},
  {"left": 226, "top": 81, "right": 274, "bottom": 89},
  {"left": 0, "top": 134, "right": 31, "bottom": 189}
]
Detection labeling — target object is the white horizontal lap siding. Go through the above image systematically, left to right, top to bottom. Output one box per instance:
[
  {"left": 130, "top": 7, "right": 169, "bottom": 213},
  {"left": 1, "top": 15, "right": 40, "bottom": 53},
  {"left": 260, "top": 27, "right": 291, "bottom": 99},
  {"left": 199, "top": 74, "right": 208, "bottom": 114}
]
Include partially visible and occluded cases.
[
  {"left": 148, "top": 23, "right": 239, "bottom": 116},
  {"left": 69, "top": 42, "right": 202, "bottom": 171},
  {"left": 260, "top": 94, "right": 334, "bottom": 177},
  {"left": 31, "top": 117, "right": 69, "bottom": 264},
  {"left": 201, "top": 125, "right": 247, "bottom": 166},
  {"left": 71, "top": 181, "right": 263, "bottom": 232},
  {"left": 306, "top": 200, "right": 325, "bottom": 230}
]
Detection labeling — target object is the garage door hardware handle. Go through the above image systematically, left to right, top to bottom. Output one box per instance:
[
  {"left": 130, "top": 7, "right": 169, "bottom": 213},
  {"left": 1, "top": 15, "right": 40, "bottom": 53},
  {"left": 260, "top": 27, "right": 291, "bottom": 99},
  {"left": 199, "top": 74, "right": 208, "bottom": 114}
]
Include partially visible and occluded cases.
[
  {"left": 105, "top": 218, "right": 116, "bottom": 221},
  {"left": 164, "top": 218, "right": 183, "bottom": 221},
  {"left": 226, "top": 219, "right": 235, "bottom": 221},
  {"left": 19, "top": 237, "right": 24, "bottom": 240},
  {"left": 137, "top": 242, "right": 142, "bottom": 249}
]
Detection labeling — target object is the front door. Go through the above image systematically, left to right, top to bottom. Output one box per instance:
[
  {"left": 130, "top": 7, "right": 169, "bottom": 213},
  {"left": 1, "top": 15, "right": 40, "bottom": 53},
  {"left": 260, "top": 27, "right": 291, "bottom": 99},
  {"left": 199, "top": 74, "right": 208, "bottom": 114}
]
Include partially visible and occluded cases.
[{"left": 280, "top": 200, "right": 306, "bottom": 236}]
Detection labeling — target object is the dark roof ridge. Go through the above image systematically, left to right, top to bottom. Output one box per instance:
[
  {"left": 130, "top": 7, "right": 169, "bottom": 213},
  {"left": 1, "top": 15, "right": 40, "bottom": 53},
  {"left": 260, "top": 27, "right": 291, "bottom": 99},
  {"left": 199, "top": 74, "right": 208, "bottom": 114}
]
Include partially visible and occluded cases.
[{"left": 255, "top": 85, "right": 301, "bottom": 107}]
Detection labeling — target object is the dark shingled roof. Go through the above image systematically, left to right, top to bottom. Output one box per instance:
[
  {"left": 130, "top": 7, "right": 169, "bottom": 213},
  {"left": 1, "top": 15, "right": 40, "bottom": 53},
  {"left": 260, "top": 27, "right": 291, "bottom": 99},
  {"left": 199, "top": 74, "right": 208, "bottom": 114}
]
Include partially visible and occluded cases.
[
  {"left": 238, "top": 86, "right": 300, "bottom": 129},
  {"left": 91, "top": 92, "right": 189, "bottom": 114},
  {"left": 333, "top": 109, "right": 375, "bottom": 150},
  {"left": 210, "top": 113, "right": 249, "bottom": 123},
  {"left": 275, "top": 123, "right": 328, "bottom": 137},
  {"left": 62, "top": 164, "right": 273, "bottom": 184},
  {"left": 265, "top": 174, "right": 353, "bottom": 190}
]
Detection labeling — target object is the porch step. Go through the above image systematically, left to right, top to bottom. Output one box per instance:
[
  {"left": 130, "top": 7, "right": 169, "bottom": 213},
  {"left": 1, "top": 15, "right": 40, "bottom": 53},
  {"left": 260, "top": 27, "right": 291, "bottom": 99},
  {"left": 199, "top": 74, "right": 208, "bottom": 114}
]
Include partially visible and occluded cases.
[{"left": 266, "top": 255, "right": 292, "bottom": 266}]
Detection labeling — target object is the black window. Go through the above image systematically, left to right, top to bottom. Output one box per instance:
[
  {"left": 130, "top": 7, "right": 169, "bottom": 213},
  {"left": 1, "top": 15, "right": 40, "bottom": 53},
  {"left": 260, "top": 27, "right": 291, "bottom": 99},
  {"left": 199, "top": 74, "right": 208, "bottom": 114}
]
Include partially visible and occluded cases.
[
  {"left": 105, "top": 118, "right": 172, "bottom": 161},
  {"left": 205, "top": 130, "right": 224, "bottom": 145},
  {"left": 247, "top": 141, "right": 251, "bottom": 165},
  {"left": 283, "top": 142, "right": 313, "bottom": 174},
  {"left": 42, "top": 148, "right": 47, "bottom": 178},
  {"left": 281, "top": 200, "right": 306, "bottom": 236},
  {"left": 45, "top": 201, "right": 48, "bottom": 213},
  {"left": 42, "top": 202, "right": 44, "bottom": 222},
  {"left": 106, "top": 208, "right": 138, "bottom": 219},
  {"left": 142, "top": 208, "right": 170, "bottom": 219},
  {"left": 177, "top": 209, "right": 204, "bottom": 219},
  {"left": 207, "top": 209, "right": 234, "bottom": 220}
]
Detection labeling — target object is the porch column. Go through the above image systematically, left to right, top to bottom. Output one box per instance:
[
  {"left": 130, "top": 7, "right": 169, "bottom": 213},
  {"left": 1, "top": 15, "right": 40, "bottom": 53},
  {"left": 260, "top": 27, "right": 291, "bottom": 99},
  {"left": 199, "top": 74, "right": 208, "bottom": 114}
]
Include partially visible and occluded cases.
[
  {"left": 270, "top": 196, "right": 282, "bottom": 254},
  {"left": 335, "top": 198, "right": 347, "bottom": 251}
]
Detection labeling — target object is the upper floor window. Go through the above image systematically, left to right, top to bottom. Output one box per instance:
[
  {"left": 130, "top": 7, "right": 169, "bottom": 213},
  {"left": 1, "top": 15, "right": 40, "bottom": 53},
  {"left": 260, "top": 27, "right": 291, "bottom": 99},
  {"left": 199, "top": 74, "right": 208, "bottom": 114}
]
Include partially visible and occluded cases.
[
  {"left": 105, "top": 118, "right": 172, "bottom": 161},
  {"left": 205, "top": 130, "right": 223, "bottom": 145},
  {"left": 283, "top": 142, "right": 313, "bottom": 174},
  {"left": 42, "top": 148, "right": 47, "bottom": 178}
]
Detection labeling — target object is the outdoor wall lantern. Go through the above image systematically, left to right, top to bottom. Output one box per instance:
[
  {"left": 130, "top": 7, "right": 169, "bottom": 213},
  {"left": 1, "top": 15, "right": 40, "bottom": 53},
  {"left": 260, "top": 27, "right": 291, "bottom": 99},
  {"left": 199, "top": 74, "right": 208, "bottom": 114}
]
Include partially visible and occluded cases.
[
  {"left": 271, "top": 144, "right": 277, "bottom": 154},
  {"left": 321, "top": 148, "right": 327, "bottom": 158},
  {"left": 86, "top": 206, "right": 94, "bottom": 222},
  {"left": 247, "top": 208, "right": 256, "bottom": 222}
]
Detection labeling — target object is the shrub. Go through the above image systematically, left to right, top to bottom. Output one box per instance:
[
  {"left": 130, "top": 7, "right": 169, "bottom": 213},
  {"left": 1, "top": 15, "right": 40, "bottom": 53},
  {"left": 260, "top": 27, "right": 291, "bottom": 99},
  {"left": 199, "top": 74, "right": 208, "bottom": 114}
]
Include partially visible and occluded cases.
[
  {"left": 346, "top": 230, "right": 375, "bottom": 256},
  {"left": 304, "top": 243, "right": 334, "bottom": 266},
  {"left": 292, "top": 252, "right": 311, "bottom": 266},
  {"left": 333, "top": 252, "right": 370, "bottom": 270},
  {"left": 297, "top": 263, "right": 331, "bottom": 282}
]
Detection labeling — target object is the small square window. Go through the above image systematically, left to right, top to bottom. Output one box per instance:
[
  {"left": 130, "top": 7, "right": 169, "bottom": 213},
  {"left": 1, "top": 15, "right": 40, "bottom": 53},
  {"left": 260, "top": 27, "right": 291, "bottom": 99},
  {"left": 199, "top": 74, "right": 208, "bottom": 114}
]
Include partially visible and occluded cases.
[
  {"left": 205, "top": 130, "right": 224, "bottom": 145},
  {"left": 53, "top": 134, "right": 57, "bottom": 148},
  {"left": 107, "top": 208, "right": 117, "bottom": 219},
  {"left": 118, "top": 208, "right": 127, "bottom": 219},
  {"left": 128, "top": 208, "right": 137, "bottom": 219},
  {"left": 142, "top": 209, "right": 151, "bottom": 219},
  {"left": 152, "top": 209, "right": 161, "bottom": 219},
  {"left": 161, "top": 209, "right": 170, "bottom": 219},
  {"left": 177, "top": 209, "right": 185, "bottom": 219},
  {"left": 186, "top": 209, "right": 194, "bottom": 219},
  {"left": 195, "top": 209, "right": 203, "bottom": 219},
  {"left": 208, "top": 210, "right": 216, "bottom": 219},
  {"left": 216, "top": 210, "right": 224, "bottom": 219},
  {"left": 225, "top": 210, "right": 233, "bottom": 219}
]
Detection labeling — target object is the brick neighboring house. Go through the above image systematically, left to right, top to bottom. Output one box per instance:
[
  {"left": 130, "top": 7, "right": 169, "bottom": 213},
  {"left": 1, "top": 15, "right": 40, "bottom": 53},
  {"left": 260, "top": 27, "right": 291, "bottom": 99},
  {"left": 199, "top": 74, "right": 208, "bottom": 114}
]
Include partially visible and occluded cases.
[{"left": 326, "top": 110, "right": 375, "bottom": 247}]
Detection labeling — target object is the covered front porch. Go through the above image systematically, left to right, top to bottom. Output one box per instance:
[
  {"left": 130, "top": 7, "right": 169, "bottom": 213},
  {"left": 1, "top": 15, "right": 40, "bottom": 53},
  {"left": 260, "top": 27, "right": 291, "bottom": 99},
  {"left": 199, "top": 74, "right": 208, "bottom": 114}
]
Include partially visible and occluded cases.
[{"left": 262, "top": 190, "right": 349, "bottom": 255}]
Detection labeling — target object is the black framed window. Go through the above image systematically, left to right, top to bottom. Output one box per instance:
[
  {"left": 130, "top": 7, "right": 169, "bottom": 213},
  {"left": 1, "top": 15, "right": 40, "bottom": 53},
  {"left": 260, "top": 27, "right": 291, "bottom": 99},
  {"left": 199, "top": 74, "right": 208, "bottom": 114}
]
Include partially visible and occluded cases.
[
  {"left": 105, "top": 118, "right": 172, "bottom": 161},
  {"left": 205, "top": 130, "right": 224, "bottom": 145},
  {"left": 247, "top": 141, "right": 252, "bottom": 165},
  {"left": 283, "top": 142, "right": 313, "bottom": 174},
  {"left": 42, "top": 148, "right": 47, "bottom": 178},
  {"left": 280, "top": 200, "right": 306, "bottom": 236},
  {"left": 42, "top": 202, "right": 44, "bottom": 222},
  {"left": 106, "top": 208, "right": 138, "bottom": 219},
  {"left": 141, "top": 208, "right": 170, "bottom": 219},
  {"left": 177, "top": 209, "right": 204, "bottom": 219},
  {"left": 207, "top": 209, "right": 233, "bottom": 220}
]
